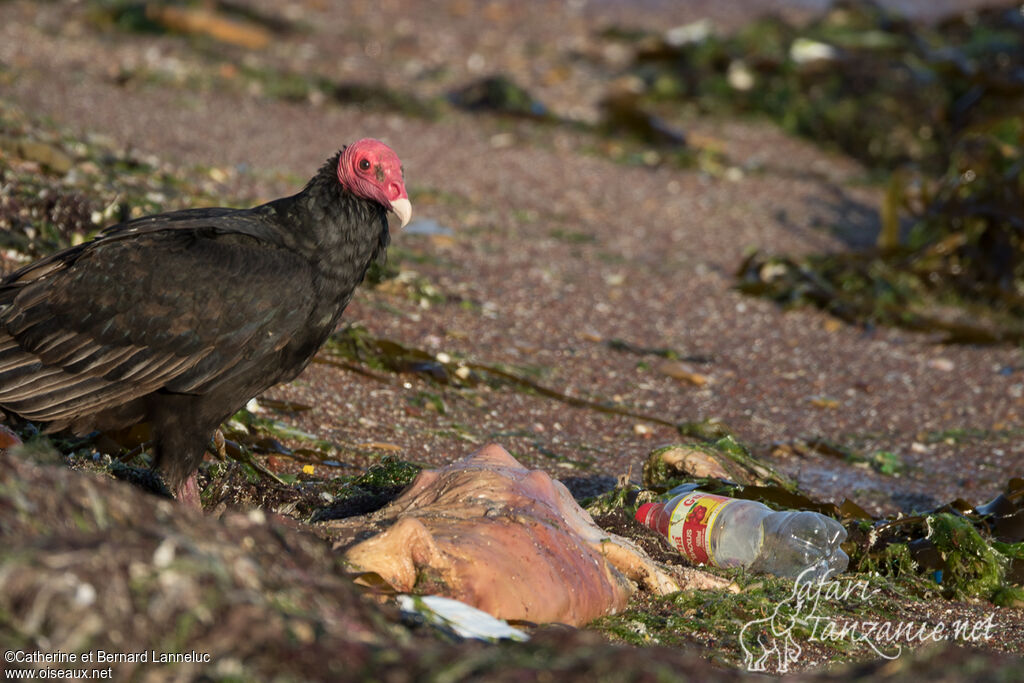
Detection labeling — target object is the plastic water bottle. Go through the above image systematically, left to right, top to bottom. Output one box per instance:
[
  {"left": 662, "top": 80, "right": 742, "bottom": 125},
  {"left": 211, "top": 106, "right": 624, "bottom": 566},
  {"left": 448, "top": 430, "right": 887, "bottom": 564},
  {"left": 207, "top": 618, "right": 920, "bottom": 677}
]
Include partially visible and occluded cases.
[{"left": 635, "top": 489, "right": 849, "bottom": 581}]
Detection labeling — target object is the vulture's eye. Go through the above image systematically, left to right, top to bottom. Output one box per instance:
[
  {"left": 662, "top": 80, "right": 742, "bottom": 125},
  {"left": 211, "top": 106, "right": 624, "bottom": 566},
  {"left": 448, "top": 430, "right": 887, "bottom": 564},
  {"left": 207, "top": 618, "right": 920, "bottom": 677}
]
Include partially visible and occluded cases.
[{"left": 359, "top": 159, "right": 371, "bottom": 171}]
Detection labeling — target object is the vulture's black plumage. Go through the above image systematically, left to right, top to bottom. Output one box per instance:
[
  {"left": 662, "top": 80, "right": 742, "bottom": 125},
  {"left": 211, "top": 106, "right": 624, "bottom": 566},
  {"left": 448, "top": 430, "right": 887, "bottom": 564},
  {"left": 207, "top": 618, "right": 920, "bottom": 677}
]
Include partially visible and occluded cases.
[{"left": 0, "top": 139, "right": 411, "bottom": 505}]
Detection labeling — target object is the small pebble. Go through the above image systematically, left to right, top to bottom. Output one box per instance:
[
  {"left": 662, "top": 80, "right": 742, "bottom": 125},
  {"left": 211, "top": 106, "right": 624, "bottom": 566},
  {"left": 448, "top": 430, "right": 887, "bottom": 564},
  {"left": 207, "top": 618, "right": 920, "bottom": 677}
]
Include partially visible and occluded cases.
[
  {"left": 657, "top": 360, "right": 710, "bottom": 386},
  {"left": 152, "top": 539, "right": 176, "bottom": 568}
]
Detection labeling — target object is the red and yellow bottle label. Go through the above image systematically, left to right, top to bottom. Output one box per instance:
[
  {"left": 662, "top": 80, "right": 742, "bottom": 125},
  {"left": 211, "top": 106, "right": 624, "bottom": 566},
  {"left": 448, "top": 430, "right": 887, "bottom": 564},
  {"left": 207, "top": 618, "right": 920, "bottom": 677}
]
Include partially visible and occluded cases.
[{"left": 667, "top": 492, "right": 734, "bottom": 565}]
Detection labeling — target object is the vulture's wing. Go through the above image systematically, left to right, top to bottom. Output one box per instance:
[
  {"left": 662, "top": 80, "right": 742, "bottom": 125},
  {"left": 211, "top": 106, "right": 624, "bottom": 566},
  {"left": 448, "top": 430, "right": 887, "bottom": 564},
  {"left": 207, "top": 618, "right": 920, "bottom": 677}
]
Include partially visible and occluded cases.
[{"left": 0, "top": 217, "right": 317, "bottom": 426}]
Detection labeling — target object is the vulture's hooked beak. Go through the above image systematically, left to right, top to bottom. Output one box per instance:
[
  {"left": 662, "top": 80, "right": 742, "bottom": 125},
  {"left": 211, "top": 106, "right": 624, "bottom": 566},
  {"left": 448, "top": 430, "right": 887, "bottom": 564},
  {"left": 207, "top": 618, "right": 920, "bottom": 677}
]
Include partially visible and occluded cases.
[{"left": 390, "top": 197, "right": 412, "bottom": 229}]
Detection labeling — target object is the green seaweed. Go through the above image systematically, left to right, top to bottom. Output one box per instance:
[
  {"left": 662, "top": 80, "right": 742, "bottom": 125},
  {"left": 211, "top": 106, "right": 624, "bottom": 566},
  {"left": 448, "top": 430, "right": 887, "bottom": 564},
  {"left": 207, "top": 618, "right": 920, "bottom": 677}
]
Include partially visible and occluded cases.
[
  {"left": 624, "top": 2, "right": 1024, "bottom": 342},
  {"left": 628, "top": 3, "right": 1024, "bottom": 172},
  {"left": 449, "top": 75, "right": 551, "bottom": 120},
  {"left": 333, "top": 82, "right": 444, "bottom": 119},
  {"left": 323, "top": 325, "right": 698, "bottom": 432},
  {"left": 350, "top": 456, "right": 421, "bottom": 491},
  {"left": 307, "top": 457, "right": 424, "bottom": 522},
  {"left": 842, "top": 476, "right": 1024, "bottom": 604},
  {"left": 582, "top": 484, "right": 645, "bottom": 517},
  {"left": 924, "top": 513, "right": 1023, "bottom": 602},
  {"left": 593, "top": 573, "right": 866, "bottom": 665}
]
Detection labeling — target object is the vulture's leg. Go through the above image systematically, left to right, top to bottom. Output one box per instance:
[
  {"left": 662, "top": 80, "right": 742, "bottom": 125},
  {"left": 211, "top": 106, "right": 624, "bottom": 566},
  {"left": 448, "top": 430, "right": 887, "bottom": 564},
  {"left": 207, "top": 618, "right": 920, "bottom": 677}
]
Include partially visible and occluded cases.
[{"left": 151, "top": 421, "right": 211, "bottom": 511}]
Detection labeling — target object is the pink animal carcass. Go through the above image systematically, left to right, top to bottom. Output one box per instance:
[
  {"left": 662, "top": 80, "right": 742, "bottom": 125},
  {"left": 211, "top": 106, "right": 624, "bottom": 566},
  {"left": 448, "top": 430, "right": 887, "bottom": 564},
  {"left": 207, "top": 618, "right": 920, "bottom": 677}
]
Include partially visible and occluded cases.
[{"left": 341, "top": 444, "right": 695, "bottom": 626}]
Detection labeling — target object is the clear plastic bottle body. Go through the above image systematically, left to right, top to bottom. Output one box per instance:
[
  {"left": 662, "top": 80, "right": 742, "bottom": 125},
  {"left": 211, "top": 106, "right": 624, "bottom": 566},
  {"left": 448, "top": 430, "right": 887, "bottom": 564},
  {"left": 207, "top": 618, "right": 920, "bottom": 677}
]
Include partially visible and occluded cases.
[
  {"left": 636, "top": 490, "right": 849, "bottom": 581},
  {"left": 705, "top": 498, "right": 767, "bottom": 568}
]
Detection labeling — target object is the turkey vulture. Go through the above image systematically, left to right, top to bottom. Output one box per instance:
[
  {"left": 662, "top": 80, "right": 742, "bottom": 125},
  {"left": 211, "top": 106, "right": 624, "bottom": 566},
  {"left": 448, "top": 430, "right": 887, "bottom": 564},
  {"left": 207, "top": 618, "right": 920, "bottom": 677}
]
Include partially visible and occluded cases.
[{"left": 0, "top": 139, "right": 411, "bottom": 506}]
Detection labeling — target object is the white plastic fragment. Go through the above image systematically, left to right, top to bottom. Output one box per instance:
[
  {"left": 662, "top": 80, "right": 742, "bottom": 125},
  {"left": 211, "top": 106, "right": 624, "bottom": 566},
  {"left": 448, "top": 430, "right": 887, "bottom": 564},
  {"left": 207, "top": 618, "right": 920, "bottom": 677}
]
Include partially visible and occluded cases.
[
  {"left": 664, "top": 19, "right": 713, "bottom": 47},
  {"left": 790, "top": 38, "right": 838, "bottom": 64},
  {"left": 727, "top": 60, "right": 755, "bottom": 91},
  {"left": 152, "top": 539, "right": 176, "bottom": 568},
  {"left": 397, "top": 595, "right": 529, "bottom": 642}
]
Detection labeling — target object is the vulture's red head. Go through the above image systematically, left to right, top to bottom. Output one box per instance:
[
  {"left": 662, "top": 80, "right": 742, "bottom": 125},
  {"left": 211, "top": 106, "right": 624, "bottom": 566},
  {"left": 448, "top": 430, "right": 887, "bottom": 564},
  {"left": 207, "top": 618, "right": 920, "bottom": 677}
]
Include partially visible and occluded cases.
[{"left": 337, "top": 139, "right": 411, "bottom": 228}]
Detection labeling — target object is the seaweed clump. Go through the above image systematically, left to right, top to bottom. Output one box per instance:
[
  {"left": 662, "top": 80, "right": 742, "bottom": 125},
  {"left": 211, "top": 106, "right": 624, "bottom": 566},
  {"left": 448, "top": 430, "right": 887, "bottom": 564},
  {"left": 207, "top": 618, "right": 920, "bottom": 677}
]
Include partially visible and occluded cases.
[
  {"left": 616, "top": 1, "right": 1024, "bottom": 341},
  {"left": 627, "top": 2, "right": 1024, "bottom": 172},
  {"left": 737, "top": 115, "right": 1024, "bottom": 343}
]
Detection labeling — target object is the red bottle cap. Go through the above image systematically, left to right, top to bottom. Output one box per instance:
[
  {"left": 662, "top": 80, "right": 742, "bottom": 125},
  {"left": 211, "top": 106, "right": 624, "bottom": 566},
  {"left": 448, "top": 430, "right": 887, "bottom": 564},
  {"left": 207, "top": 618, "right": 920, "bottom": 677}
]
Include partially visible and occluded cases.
[{"left": 635, "top": 502, "right": 669, "bottom": 536}]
